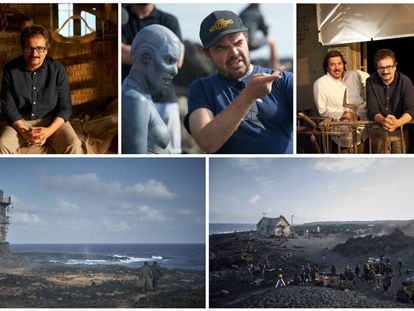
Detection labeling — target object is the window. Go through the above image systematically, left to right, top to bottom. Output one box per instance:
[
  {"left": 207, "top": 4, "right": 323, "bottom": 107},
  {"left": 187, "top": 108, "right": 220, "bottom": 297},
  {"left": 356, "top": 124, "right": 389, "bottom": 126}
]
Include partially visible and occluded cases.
[
  {"left": 57, "top": 3, "right": 96, "bottom": 36},
  {"left": 58, "top": 3, "right": 73, "bottom": 36},
  {"left": 81, "top": 11, "right": 96, "bottom": 35}
]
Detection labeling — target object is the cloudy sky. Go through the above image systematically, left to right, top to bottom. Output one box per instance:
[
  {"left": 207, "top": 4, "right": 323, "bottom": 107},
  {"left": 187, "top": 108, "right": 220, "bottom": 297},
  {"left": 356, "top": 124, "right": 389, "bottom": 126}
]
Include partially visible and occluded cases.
[
  {"left": 154, "top": 3, "right": 293, "bottom": 59},
  {"left": 0, "top": 158, "right": 205, "bottom": 244},
  {"left": 210, "top": 158, "right": 414, "bottom": 224}
]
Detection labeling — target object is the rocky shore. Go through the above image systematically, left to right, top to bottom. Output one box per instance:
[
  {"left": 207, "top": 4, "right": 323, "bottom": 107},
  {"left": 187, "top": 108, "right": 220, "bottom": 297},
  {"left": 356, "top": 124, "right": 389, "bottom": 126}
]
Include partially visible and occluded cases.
[{"left": 0, "top": 253, "right": 205, "bottom": 308}]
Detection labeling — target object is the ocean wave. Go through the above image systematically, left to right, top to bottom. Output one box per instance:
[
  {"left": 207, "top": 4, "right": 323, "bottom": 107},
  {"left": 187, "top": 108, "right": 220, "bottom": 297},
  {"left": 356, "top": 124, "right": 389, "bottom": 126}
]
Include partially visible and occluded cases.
[
  {"left": 210, "top": 230, "right": 236, "bottom": 235},
  {"left": 51, "top": 254, "right": 165, "bottom": 266},
  {"left": 114, "top": 254, "right": 163, "bottom": 263},
  {"left": 66, "top": 259, "right": 108, "bottom": 265}
]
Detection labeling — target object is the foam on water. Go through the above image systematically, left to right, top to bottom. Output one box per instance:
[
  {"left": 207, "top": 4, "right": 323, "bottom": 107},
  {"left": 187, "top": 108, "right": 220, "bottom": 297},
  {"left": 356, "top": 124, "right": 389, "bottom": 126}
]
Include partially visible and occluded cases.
[
  {"left": 54, "top": 254, "right": 166, "bottom": 266},
  {"left": 66, "top": 259, "right": 108, "bottom": 265}
]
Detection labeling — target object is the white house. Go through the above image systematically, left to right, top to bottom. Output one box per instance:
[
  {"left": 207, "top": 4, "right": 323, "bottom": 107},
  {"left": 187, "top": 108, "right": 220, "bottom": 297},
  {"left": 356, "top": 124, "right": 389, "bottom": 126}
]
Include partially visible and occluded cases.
[{"left": 256, "top": 215, "right": 291, "bottom": 237}]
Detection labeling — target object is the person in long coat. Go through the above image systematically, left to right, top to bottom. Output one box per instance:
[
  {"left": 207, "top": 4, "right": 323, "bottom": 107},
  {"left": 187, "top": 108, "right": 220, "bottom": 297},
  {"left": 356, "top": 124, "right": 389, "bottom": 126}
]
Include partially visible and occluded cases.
[{"left": 138, "top": 261, "right": 154, "bottom": 292}]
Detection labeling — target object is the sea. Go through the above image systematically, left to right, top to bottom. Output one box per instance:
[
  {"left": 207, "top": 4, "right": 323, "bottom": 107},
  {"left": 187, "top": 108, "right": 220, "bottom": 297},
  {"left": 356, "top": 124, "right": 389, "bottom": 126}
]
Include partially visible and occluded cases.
[
  {"left": 209, "top": 223, "right": 256, "bottom": 235},
  {"left": 10, "top": 243, "right": 205, "bottom": 271}
]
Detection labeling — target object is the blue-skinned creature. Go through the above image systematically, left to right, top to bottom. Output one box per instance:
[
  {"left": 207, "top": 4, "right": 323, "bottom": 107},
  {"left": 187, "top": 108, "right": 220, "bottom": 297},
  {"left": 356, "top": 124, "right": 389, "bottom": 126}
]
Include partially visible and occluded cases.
[{"left": 122, "top": 24, "right": 181, "bottom": 153}]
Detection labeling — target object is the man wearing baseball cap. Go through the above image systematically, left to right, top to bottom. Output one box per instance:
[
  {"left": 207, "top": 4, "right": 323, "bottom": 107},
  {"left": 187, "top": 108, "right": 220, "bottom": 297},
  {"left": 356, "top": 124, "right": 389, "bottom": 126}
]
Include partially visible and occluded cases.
[{"left": 184, "top": 10, "right": 293, "bottom": 154}]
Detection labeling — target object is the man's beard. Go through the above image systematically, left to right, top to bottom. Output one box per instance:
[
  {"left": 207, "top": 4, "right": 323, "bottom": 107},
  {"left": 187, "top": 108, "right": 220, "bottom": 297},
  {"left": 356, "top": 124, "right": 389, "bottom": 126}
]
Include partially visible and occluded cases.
[
  {"left": 28, "top": 56, "right": 41, "bottom": 63},
  {"left": 220, "top": 58, "right": 251, "bottom": 80}
]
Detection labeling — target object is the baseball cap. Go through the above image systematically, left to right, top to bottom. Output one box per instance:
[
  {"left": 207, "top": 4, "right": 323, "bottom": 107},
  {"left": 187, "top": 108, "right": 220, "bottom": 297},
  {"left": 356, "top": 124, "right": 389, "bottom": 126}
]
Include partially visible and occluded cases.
[{"left": 200, "top": 10, "right": 248, "bottom": 49}]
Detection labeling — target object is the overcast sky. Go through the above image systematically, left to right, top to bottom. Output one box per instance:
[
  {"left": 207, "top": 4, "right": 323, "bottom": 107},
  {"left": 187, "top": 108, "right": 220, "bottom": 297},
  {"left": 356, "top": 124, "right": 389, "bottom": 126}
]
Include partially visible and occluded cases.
[
  {"left": 154, "top": 3, "right": 293, "bottom": 59},
  {"left": 0, "top": 158, "right": 205, "bottom": 244},
  {"left": 210, "top": 158, "right": 414, "bottom": 224}
]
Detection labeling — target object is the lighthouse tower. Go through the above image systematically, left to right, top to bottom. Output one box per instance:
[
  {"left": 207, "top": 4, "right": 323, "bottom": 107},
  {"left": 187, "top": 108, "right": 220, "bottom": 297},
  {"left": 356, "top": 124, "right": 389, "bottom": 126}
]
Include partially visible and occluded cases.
[{"left": 0, "top": 188, "right": 12, "bottom": 256}]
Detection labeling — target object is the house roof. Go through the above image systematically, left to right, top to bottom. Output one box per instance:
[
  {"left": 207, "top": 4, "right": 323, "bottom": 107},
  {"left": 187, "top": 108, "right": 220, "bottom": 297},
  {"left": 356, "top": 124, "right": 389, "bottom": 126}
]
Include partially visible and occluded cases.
[{"left": 257, "top": 216, "right": 290, "bottom": 227}]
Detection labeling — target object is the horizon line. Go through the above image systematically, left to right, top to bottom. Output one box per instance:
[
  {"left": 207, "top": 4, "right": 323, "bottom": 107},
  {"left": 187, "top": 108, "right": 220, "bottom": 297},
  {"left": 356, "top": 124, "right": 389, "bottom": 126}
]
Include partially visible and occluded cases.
[
  {"left": 211, "top": 218, "right": 414, "bottom": 225},
  {"left": 9, "top": 242, "right": 205, "bottom": 245}
]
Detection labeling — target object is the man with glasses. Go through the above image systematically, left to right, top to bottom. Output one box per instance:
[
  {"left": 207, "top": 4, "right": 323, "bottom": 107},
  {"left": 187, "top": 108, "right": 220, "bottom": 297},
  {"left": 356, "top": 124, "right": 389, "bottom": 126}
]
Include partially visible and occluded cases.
[
  {"left": 0, "top": 25, "right": 82, "bottom": 154},
  {"left": 367, "top": 48, "right": 414, "bottom": 153}
]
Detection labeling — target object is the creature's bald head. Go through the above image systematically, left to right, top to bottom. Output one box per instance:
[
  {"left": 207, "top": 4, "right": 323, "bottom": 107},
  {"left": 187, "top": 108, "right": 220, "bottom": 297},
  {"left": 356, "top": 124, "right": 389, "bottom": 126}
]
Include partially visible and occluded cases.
[{"left": 131, "top": 24, "right": 181, "bottom": 67}]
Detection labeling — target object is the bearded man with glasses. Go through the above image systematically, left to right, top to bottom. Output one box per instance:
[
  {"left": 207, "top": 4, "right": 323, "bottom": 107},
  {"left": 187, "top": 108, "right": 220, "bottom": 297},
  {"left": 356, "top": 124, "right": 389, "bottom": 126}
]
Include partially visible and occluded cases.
[
  {"left": 0, "top": 24, "right": 82, "bottom": 154},
  {"left": 367, "top": 48, "right": 414, "bottom": 153}
]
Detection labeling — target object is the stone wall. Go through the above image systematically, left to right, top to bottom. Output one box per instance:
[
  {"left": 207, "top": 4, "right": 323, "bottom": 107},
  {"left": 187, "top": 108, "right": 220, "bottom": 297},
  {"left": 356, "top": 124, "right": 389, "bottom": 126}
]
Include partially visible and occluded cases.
[
  {"left": 297, "top": 4, "right": 328, "bottom": 112},
  {"left": 51, "top": 40, "right": 117, "bottom": 108},
  {"left": 0, "top": 241, "right": 10, "bottom": 257}
]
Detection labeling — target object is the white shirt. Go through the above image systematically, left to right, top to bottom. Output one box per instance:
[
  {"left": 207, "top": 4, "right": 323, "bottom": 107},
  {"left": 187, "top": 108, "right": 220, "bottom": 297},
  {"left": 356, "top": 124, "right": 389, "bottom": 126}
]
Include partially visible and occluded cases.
[
  {"left": 313, "top": 70, "right": 370, "bottom": 148},
  {"left": 313, "top": 70, "right": 369, "bottom": 119}
]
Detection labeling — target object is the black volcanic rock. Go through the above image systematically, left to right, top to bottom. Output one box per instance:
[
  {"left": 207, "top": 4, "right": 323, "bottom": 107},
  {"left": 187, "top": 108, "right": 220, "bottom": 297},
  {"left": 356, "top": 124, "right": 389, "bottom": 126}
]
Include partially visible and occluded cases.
[
  {"left": 174, "top": 41, "right": 215, "bottom": 96},
  {"left": 400, "top": 220, "right": 414, "bottom": 236},
  {"left": 333, "top": 228, "right": 414, "bottom": 257},
  {"left": 209, "top": 231, "right": 304, "bottom": 272},
  {"left": 0, "top": 256, "right": 205, "bottom": 308}
]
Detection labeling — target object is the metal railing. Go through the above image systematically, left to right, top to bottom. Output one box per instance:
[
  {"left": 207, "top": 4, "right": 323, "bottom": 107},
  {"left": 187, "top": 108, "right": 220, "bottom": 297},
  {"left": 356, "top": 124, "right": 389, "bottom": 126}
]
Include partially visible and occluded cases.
[{"left": 297, "top": 114, "right": 410, "bottom": 154}]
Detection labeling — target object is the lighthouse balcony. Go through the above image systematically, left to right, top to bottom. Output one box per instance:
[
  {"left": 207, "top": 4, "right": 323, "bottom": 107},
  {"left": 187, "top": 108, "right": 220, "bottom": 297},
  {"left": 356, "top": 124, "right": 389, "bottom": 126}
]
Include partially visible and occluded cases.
[{"left": 0, "top": 197, "right": 11, "bottom": 204}]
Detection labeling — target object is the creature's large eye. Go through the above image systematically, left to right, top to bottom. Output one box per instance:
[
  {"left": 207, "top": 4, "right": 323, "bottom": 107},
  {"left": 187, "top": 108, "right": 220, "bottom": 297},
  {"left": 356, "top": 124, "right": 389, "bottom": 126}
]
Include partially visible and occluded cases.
[
  {"left": 141, "top": 52, "right": 151, "bottom": 64},
  {"left": 164, "top": 56, "right": 175, "bottom": 65}
]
